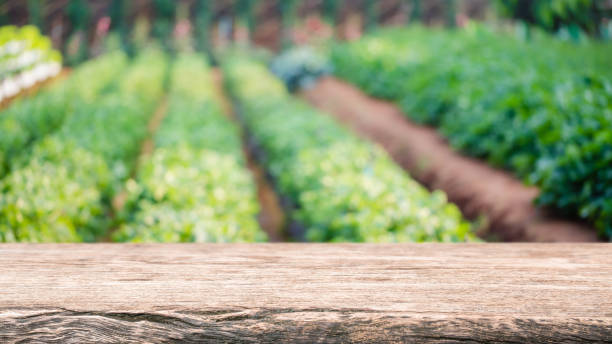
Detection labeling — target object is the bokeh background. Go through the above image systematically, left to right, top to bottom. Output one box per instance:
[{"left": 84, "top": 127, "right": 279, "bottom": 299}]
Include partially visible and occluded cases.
[
  {"left": 3, "top": 0, "right": 611, "bottom": 65},
  {"left": 1, "top": 1, "right": 611, "bottom": 243}
]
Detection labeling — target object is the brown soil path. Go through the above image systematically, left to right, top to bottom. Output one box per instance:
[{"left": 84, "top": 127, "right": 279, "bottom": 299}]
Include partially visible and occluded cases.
[
  {"left": 212, "top": 69, "right": 287, "bottom": 242},
  {"left": 301, "top": 77, "right": 599, "bottom": 242},
  {"left": 102, "top": 96, "right": 169, "bottom": 242},
  {"left": 112, "top": 96, "right": 169, "bottom": 213}
]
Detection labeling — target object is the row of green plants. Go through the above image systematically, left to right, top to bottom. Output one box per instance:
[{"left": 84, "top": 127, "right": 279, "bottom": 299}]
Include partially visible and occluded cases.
[
  {"left": 331, "top": 26, "right": 612, "bottom": 237},
  {"left": 0, "top": 49, "right": 166, "bottom": 242},
  {"left": 0, "top": 51, "right": 128, "bottom": 178},
  {"left": 114, "top": 54, "right": 265, "bottom": 242},
  {"left": 224, "top": 55, "right": 476, "bottom": 242}
]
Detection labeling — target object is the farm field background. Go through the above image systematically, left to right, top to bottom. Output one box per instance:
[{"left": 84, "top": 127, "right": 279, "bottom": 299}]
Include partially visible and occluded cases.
[{"left": 1, "top": 0, "right": 611, "bottom": 242}]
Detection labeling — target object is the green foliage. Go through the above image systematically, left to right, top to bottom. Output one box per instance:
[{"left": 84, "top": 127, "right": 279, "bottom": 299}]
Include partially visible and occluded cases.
[
  {"left": 27, "top": 0, "right": 44, "bottom": 30},
  {"left": 64, "top": 0, "right": 91, "bottom": 65},
  {"left": 66, "top": 0, "right": 91, "bottom": 30},
  {"left": 109, "top": 0, "right": 134, "bottom": 56},
  {"left": 109, "top": 0, "right": 126, "bottom": 32},
  {"left": 152, "top": 0, "right": 177, "bottom": 51},
  {"left": 194, "top": 0, "right": 213, "bottom": 52},
  {"left": 236, "top": 0, "right": 257, "bottom": 32},
  {"left": 280, "top": 0, "right": 299, "bottom": 49},
  {"left": 322, "top": 0, "right": 342, "bottom": 24},
  {"left": 364, "top": 0, "right": 379, "bottom": 31},
  {"left": 410, "top": 0, "right": 422, "bottom": 22},
  {"left": 445, "top": 0, "right": 457, "bottom": 27},
  {"left": 496, "top": 0, "right": 607, "bottom": 37},
  {"left": 331, "top": 26, "right": 612, "bottom": 237},
  {"left": 0, "top": 49, "right": 166, "bottom": 242},
  {"left": 0, "top": 51, "right": 128, "bottom": 178},
  {"left": 114, "top": 54, "right": 264, "bottom": 243},
  {"left": 224, "top": 56, "right": 475, "bottom": 242},
  {"left": 0, "top": 138, "right": 112, "bottom": 242},
  {"left": 115, "top": 146, "right": 263, "bottom": 243}
]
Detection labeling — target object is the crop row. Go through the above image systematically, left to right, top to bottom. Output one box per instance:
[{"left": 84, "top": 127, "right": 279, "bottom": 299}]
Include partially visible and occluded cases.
[
  {"left": 332, "top": 26, "right": 612, "bottom": 237},
  {"left": 0, "top": 49, "right": 166, "bottom": 242},
  {"left": 0, "top": 51, "right": 128, "bottom": 178},
  {"left": 114, "top": 54, "right": 265, "bottom": 243},
  {"left": 224, "top": 55, "right": 475, "bottom": 242}
]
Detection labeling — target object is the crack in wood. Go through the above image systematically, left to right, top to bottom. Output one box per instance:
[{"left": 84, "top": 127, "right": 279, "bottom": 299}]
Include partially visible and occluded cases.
[{"left": 1, "top": 308, "right": 610, "bottom": 343}]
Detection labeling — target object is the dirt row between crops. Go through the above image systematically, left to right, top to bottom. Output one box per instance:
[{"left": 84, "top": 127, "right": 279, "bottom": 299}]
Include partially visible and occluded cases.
[
  {"left": 212, "top": 69, "right": 287, "bottom": 242},
  {"left": 105, "top": 70, "right": 288, "bottom": 243},
  {"left": 301, "top": 77, "right": 599, "bottom": 242},
  {"left": 115, "top": 95, "right": 169, "bottom": 212},
  {"left": 102, "top": 96, "right": 169, "bottom": 242}
]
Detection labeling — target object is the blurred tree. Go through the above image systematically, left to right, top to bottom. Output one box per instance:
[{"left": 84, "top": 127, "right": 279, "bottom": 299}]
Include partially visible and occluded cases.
[
  {"left": 27, "top": 0, "right": 44, "bottom": 30},
  {"left": 65, "top": 0, "right": 91, "bottom": 65},
  {"left": 67, "top": 0, "right": 90, "bottom": 31},
  {"left": 109, "top": 0, "right": 134, "bottom": 57},
  {"left": 109, "top": 0, "right": 126, "bottom": 32},
  {"left": 152, "top": 0, "right": 176, "bottom": 51},
  {"left": 194, "top": 0, "right": 212, "bottom": 52},
  {"left": 236, "top": 0, "right": 257, "bottom": 36},
  {"left": 280, "top": 0, "right": 298, "bottom": 49},
  {"left": 322, "top": 0, "right": 342, "bottom": 25},
  {"left": 364, "top": 0, "right": 379, "bottom": 31},
  {"left": 410, "top": 0, "right": 421, "bottom": 23},
  {"left": 445, "top": 0, "right": 457, "bottom": 27},
  {"left": 496, "top": 0, "right": 611, "bottom": 38}
]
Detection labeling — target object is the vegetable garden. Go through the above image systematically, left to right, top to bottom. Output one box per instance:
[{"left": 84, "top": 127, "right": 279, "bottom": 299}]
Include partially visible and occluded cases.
[
  {"left": 1, "top": 1, "right": 610, "bottom": 243},
  {"left": 2, "top": 4, "right": 611, "bottom": 343},
  {"left": 332, "top": 26, "right": 612, "bottom": 238}
]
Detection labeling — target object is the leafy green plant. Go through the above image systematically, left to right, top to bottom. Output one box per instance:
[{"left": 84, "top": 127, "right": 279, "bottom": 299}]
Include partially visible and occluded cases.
[
  {"left": 64, "top": 0, "right": 91, "bottom": 65},
  {"left": 152, "top": 0, "right": 177, "bottom": 52},
  {"left": 331, "top": 26, "right": 612, "bottom": 237},
  {"left": 0, "top": 49, "right": 166, "bottom": 242},
  {"left": 0, "top": 51, "right": 128, "bottom": 178},
  {"left": 114, "top": 54, "right": 264, "bottom": 243},
  {"left": 224, "top": 56, "right": 475, "bottom": 242}
]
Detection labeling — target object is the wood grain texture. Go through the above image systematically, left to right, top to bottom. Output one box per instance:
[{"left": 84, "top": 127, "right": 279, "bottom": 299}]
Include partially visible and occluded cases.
[{"left": 0, "top": 244, "right": 610, "bottom": 343}]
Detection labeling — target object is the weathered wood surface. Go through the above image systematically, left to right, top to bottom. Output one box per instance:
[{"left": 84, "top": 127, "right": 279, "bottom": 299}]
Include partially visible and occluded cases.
[{"left": 0, "top": 244, "right": 610, "bottom": 343}]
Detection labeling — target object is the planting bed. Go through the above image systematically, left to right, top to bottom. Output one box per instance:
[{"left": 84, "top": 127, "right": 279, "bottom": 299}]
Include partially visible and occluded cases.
[
  {"left": 332, "top": 26, "right": 612, "bottom": 238},
  {"left": 0, "top": 35, "right": 608, "bottom": 244},
  {"left": 0, "top": 50, "right": 163, "bottom": 242},
  {"left": 114, "top": 55, "right": 265, "bottom": 243},
  {"left": 224, "top": 55, "right": 476, "bottom": 243},
  {"left": 212, "top": 69, "right": 287, "bottom": 242},
  {"left": 302, "top": 77, "right": 598, "bottom": 242}
]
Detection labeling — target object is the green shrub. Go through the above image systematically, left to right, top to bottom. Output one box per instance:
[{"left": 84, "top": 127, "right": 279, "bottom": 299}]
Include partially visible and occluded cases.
[
  {"left": 332, "top": 26, "right": 612, "bottom": 237},
  {"left": 0, "top": 49, "right": 166, "bottom": 242},
  {"left": 0, "top": 51, "right": 128, "bottom": 177},
  {"left": 114, "top": 54, "right": 264, "bottom": 243},
  {"left": 224, "top": 56, "right": 475, "bottom": 242}
]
